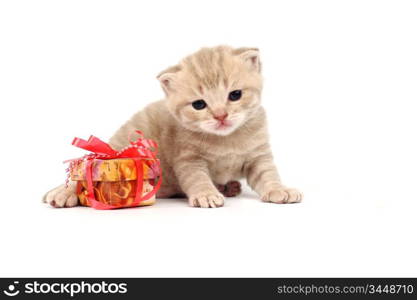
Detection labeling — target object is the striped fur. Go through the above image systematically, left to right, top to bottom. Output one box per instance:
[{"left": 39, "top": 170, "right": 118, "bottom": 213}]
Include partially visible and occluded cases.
[{"left": 110, "top": 46, "right": 302, "bottom": 207}]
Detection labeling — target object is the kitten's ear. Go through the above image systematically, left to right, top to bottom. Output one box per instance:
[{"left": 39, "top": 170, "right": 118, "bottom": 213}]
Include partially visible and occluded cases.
[
  {"left": 233, "top": 47, "right": 261, "bottom": 72},
  {"left": 157, "top": 65, "right": 181, "bottom": 94}
]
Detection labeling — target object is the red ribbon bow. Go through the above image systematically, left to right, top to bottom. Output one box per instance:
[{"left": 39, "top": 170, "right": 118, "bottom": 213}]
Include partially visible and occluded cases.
[{"left": 66, "top": 130, "right": 161, "bottom": 210}]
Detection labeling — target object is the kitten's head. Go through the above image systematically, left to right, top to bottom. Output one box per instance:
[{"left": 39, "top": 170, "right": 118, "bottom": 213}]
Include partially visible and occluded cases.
[{"left": 158, "top": 46, "right": 263, "bottom": 136}]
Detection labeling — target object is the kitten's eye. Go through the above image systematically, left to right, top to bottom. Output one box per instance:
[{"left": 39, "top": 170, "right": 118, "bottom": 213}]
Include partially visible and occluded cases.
[
  {"left": 228, "top": 90, "right": 242, "bottom": 101},
  {"left": 191, "top": 99, "right": 207, "bottom": 110}
]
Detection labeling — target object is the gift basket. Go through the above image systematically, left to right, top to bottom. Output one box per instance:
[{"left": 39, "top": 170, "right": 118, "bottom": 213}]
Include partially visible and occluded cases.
[{"left": 66, "top": 131, "right": 161, "bottom": 209}]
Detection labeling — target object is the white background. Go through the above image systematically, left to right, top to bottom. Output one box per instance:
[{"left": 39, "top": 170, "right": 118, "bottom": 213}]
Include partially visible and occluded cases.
[{"left": 0, "top": 0, "right": 416, "bottom": 277}]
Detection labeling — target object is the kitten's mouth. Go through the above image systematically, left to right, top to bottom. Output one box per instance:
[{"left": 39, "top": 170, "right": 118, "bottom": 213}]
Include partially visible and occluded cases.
[
  {"left": 200, "top": 117, "right": 241, "bottom": 135},
  {"left": 215, "top": 120, "right": 232, "bottom": 130}
]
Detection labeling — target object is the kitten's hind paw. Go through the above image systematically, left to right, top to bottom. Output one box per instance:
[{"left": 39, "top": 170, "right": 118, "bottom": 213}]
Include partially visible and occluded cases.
[
  {"left": 216, "top": 181, "right": 241, "bottom": 197},
  {"left": 43, "top": 183, "right": 79, "bottom": 208},
  {"left": 261, "top": 187, "right": 303, "bottom": 204},
  {"left": 189, "top": 192, "right": 225, "bottom": 208}
]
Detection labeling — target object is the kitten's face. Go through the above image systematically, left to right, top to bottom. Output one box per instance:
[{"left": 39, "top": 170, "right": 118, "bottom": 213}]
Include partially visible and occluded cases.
[{"left": 159, "top": 46, "right": 263, "bottom": 136}]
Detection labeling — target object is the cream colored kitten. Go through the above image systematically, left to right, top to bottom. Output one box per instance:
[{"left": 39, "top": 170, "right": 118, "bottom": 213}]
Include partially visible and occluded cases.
[{"left": 44, "top": 46, "right": 302, "bottom": 208}]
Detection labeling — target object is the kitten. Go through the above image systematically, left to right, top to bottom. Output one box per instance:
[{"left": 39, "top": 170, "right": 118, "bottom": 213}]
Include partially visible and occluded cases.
[{"left": 44, "top": 46, "right": 302, "bottom": 208}]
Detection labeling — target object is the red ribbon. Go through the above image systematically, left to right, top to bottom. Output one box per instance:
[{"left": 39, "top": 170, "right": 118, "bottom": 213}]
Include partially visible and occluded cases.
[{"left": 66, "top": 130, "right": 162, "bottom": 210}]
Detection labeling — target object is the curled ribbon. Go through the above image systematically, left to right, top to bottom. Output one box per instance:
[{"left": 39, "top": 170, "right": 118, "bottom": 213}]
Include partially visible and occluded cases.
[{"left": 65, "top": 130, "right": 162, "bottom": 210}]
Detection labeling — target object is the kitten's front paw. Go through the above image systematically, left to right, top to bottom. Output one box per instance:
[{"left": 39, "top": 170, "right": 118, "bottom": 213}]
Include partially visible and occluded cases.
[
  {"left": 43, "top": 183, "right": 78, "bottom": 208},
  {"left": 261, "top": 187, "right": 303, "bottom": 204},
  {"left": 188, "top": 192, "right": 225, "bottom": 208}
]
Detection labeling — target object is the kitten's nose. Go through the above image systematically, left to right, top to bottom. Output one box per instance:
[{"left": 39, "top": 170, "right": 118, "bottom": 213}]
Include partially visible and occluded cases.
[{"left": 213, "top": 113, "right": 228, "bottom": 122}]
